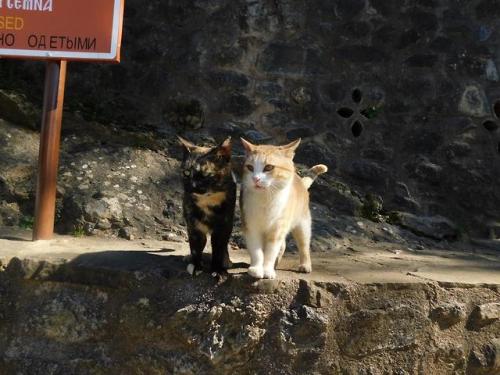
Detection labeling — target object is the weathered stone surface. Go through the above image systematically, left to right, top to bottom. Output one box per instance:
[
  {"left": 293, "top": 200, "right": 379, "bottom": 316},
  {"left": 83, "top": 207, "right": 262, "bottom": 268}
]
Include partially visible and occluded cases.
[
  {"left": 2, "top": 0, "right": 500, "bottom": 247},
  {"left": 335, "top": 0, "right": 366, "bottom": 20},
  {"left": 476, "top": 0, "right": 500, "bottom": 21},
  {"left": 259, "top": 44, "right": 304, "bottom": 74},
  {"left": 335, "top": 45, "right": 388, "bottom": 63},
  {"left": 405, "top": 54, "right": 439, "bottom": 68},
  {"left": 484, "top": 59, "right": 499, "bottom": 81},
  {"left": 206, "top": 71, "right": 249, "bottom": 92},
  {"left": 459, "top": 85, "right": 489, "bottom": 117},
  {"left": 290, "top": 87, "right": 312, "bottom": 106},
  {"left": 0, "top": 90, "right": 39, "bottom": 129},
  {"left": 222, "top": 94, "right": 254, "bottom": 117},
  {"left": 446, "top": 141, "right": 472, "bottom": 159},
  {"left": 344, "top": 160, "right": 389, "bottom": 182},
  {"left": 415, "top": 161, "right": 443, "bottom": 184},
  {"left": 309, "top": 179, "right": 363, "bottom": 216},
  {"left": 84, "top": 197, "right": 123, "bottom": 223},
  {"left": 0, "top": 201, "right": 20, "bottom": 226},
  {"left": 395, "top": 212, "right": 458, "bottom": 240},
  {"left": 119, "top": 226, "right": 138, "bottom": 241},
  {"left": 0, "top": 244, "right": 497, "bottom": 374},
  {"left": 4, "top": 258, "right": 56, "bottom": 280},
  {"left": 296, "top": 280, "right": 333, "bottom": 308},
  {"left": 171, "top": 301, "right": 266, "bottom": 368},
  {"left": 430, "top": 303, "right": 467, "bottom": 329},
  {"left": 469, "top": 303, "right": 500, "bottom": 329},
  {"left": 278, "top": 304, "right": 329, "bottom": 362},
  {"left": 338, "top": 306, "right": 430, "bottom": 359},
  {"left": 467, "top": 338, "right": 500, "bottom": 374}
]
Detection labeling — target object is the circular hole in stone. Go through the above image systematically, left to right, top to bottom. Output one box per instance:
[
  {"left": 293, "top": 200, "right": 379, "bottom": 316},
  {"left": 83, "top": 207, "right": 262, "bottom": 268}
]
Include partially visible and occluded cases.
[
  {"left": 352, "top": 89, "right": 362, "bottom": 103},
  {"left": 494, "top": 101, "right": 500, "bottom": 118},
  {"left": 337, "top": 107, "right": 354, "bottom": 118},
  {"left": 483, "top": 120, "right": 498, "bottom": 132},
  {"left": 351, "top": 121, "right": 363, "bottom": 137}
]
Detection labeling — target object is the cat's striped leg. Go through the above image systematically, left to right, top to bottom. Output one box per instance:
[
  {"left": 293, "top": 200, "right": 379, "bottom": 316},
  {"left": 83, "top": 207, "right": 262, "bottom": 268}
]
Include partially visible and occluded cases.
[{"left": 245, "top": 231, "right": 264, "bottom": 278}]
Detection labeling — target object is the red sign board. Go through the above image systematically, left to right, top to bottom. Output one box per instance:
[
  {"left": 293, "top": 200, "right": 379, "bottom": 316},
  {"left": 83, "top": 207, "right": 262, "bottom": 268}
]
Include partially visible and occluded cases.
[{"left": 0, "top": 0, "right": 124, "bottom": 61}]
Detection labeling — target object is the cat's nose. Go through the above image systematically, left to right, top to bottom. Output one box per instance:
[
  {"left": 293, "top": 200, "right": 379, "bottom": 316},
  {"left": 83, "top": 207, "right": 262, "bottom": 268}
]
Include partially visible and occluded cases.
[{"left": 252, "top": 176, "right": 261, "bottom": 183}]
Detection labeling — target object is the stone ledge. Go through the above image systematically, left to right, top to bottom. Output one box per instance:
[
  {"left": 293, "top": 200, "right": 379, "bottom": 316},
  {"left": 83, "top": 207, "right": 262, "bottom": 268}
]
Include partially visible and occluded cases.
[
  {"left": 1, "top": 227, "right": 499, "bottom": 286},
  {"left": 0, "top": 228, "right": 499, "bottom": 373}
]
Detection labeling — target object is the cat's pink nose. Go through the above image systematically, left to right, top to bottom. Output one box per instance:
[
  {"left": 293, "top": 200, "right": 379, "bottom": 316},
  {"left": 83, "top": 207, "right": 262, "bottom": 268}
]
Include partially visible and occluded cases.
[{"left": 252, "top": 176, "right": 261, "bottom": 183}]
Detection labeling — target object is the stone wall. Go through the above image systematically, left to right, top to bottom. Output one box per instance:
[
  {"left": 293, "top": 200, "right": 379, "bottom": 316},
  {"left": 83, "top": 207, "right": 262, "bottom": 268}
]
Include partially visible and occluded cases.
[
  {"left": 2, "top": 0, "right": 500, "bottom": 235},
  {"left": 0, "top": 258, "right": 499, "bottom": 374}
]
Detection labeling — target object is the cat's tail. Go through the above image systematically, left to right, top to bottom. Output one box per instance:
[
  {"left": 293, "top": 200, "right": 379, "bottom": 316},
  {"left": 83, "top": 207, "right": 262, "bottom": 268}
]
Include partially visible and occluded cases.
[{"left": 302, "top": 164, "right": 328, "bottom": 189}]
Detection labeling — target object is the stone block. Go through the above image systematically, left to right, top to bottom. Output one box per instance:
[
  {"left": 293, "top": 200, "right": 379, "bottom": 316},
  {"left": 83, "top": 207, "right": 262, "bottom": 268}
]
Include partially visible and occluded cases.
[
  {"left": 259, "top": 43, "right": 304, "bottom": 74},
  {"left": 459, "top": 85, "right": 489, "bottom": 117},
  {"left": 395, "top": 212, "right": 458, "bottom": 240},
  {"left": 429, "top": 303, "right": 467, "bottom": 329},
  {"left": 469, "top": 303, "right": 500, "bottom": 329},
  {"left": 337, "top": 306, "right": 429, "bottom": 359}
]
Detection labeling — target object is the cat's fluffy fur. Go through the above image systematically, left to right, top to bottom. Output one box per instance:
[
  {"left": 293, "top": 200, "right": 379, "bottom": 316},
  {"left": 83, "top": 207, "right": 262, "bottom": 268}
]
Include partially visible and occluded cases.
[
  {"left": 178, "top": 136, "right": 236, "bottom": 274},
  {"left": 240, "top": 138, "right": 327, "bottom": 279}
]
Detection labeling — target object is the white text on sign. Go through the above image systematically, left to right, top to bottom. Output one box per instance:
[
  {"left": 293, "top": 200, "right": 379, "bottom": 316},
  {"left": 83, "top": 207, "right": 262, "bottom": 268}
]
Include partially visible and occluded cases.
[{"left": 0, "top": 0, "right": 53, "bottom": 12}]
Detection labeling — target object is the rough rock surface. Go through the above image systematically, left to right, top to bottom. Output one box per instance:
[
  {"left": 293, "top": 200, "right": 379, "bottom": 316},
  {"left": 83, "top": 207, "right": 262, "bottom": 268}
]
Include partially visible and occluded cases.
[
  {"left": 1, "top": 0, "right": 500, "bottom": 239},
  {"left": 0, "top": 1, "right": 500, "bottom": 373},
  {"left": 0, "top": 254, "right": 499, "bottom": 375}
]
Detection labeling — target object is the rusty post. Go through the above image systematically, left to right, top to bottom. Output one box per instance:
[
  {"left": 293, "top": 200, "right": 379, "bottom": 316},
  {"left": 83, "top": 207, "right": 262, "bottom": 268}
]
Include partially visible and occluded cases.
[{"left": 33, "top": 60, "right": 67, "bottom": 241}]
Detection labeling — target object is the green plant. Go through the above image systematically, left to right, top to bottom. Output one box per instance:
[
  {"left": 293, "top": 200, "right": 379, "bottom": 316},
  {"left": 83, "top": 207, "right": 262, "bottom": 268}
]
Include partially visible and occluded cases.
[
  {"left": 360, "top": 105, "right": 383, "bottom": 119},
  {"left": 360, "top": 193, "right": 385, "bottom": 223},
  {"left": 386, "top": 211, "right": 402, "bottom": 225},
  {"left": 19, "top": 215, "right": 34, "bottom": 229},
  {"left": 72, "top": 224, "right": 85, "bottom": 237}
]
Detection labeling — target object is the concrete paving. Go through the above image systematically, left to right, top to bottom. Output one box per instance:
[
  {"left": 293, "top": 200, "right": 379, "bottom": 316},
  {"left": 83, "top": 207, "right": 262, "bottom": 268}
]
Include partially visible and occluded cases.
[{"left": 0, "top": 227, "right": 499, "bottom": 285}]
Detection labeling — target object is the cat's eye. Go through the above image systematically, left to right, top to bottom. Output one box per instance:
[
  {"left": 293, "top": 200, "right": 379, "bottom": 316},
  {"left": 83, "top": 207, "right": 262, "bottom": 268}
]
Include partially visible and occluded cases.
[
  {"left": 246, "top": 165, "right": 254, "bottom": 172},
  {"left": 264, "top": 165, "right": 274, "bottom": 172},
  {"left": 183, "top": 170, "right": 191, "bottom": 177}
]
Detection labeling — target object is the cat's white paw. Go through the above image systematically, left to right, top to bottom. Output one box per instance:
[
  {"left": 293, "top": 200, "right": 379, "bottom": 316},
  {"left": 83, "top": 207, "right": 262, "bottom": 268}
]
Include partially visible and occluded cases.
[
  {"left": 187, "top": 263, "right": 196, "bottom": 276},
  {"left": 298, "top": 263, "right": 312, "bottom": 273},
  {"left": 248, "top": 266, "right": 264, "bottom": 279},
  {"left": 263, "top": 268, "right": 276, "bottom": 279}
]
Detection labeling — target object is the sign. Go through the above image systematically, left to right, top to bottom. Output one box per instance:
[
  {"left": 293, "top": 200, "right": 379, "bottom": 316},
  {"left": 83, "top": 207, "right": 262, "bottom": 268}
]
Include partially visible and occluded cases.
[
  {"left": 0, "top": 0, "right": 124, "bottom": 61},
  {"left": 0, "top": 1, "right": 125, "bottom": 240}
]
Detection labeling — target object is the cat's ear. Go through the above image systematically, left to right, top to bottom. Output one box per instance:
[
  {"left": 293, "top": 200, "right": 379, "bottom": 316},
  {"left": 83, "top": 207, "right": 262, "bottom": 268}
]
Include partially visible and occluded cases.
[
  {"left": 177, "top": 136, "right": 197, "bottom": 153},
  {"left": 216, "top": 137, "right": 232, "bottom": 159},
  {"left": 240, "top": 138, "right": 256, "bottom": 154},
  {"left": 280, "top": 138, "right": 301, "bottom": 158}
]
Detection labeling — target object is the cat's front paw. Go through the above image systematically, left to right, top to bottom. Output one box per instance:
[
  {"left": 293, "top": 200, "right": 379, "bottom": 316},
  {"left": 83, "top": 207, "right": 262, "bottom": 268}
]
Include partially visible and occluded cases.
[
  {"left": 187, "top": 263, "right": 196, "bottom": 276},
  {"left": 187, "top": 263, "right": 202, "bottom": 276},
  {"left": 298, "top": 263, "right": 312, "bottom": 273},
  {"left": 248, "top": 266, "right": 264, "bottom": 279},
  {"left": 263, "top": 267, "right": 276, "bottom": 279}
]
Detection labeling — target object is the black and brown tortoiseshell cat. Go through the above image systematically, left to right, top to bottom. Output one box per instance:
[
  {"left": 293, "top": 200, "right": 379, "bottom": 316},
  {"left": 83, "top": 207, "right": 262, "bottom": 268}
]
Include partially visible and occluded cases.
[{"left": 178, "top": 136, "right": 237, "bottom": 274}]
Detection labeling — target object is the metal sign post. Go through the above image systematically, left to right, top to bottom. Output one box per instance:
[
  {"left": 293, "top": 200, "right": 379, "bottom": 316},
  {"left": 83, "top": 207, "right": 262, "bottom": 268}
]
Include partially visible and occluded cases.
[
  {"left": 0, "top": 0, "right": 124, "bottom": 240},
  {"left": 32, "top": 60, "right": 66, "bottom": 240}
]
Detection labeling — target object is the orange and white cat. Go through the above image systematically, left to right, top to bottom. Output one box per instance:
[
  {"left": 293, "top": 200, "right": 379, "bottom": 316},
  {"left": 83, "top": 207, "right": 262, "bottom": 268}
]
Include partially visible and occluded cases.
[{"left": 240, "top": 138, "right": 327, "bottom": 279}]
